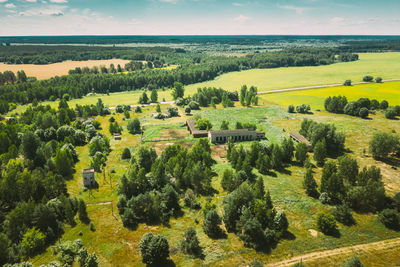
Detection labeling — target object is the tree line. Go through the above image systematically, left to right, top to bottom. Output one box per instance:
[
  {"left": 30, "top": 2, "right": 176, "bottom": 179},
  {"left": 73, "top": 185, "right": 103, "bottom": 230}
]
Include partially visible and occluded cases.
[{"left": 0, "top": 49, "right": 358, "bottom": 109}]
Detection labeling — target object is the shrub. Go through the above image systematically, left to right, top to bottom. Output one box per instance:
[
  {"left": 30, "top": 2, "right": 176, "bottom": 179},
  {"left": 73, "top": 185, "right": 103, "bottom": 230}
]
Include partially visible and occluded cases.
[
  {"left": 362, "top": 75, "right": 374, "bottom": 82},
  {"left": 375, "top": 77, "right": 382, "bottom": 83},
  {"left": 343, "top": 80, "right": 352, "bottom": 86},
  {"left": 380, "top": 100, "right": 389, "bottom": 110},
  {"left": 188, "top": 101, "right": 200, "bottom": 110},
  {"left": 288, "top": 105, "right": 295, "bottom": 113},
  {"left": 135, "top": 106, "right": 142, "bottom": 113},
  {"left": 185, "top": 106, "right": 191, "bottom": 114},
  {"left": 358, "top": 107, "right": 369, "bottom": 119},
  {"left": 385, "top": 107, "right": 397, "bottom": 119},
  {"left": 127, "top": 118, "right": 141, "bottom": 134},
  {"left": 196, "top": 118, "right": 212, "bottom": 130},
  {"left": 369, "top": 132, "right": 399, "bottom": 159},
  {"left": 313, "top": 139, "right": 327, "bottom": 166},
  {"left": 121, "top": 148, "right": 131, "bottom": 160},
  {"left": 303, "top": 169, "right": 318, "bottom": 198},
  {"left": 319, "top": 192, "right": 331, "bottom": 204},
  {"left": 78, "top": 199, "right": 89, "bottom": 223},
  {"left": 333, "top": 205, "right": 355, "bottom": 225},
  {"left": 203, "top": 209, "right": 224, "bottom": 238},
  {"left": 379, "top": 209, "right": 399, "bottom": 229},
  {"left": 317, "top": 213, "right": 337, "bottom": 235},
  {"left": 89, "top": 221, "right": 95, "bottom": 231},
  {"left": 21, "top": 227, "right": 46, "bottom": 257},
  {"left": 180, "top": 227, "right": 202, "bottom": 257},
  {"left": 139, "top": 233, "right": 170, "bottom": 266},
  {"left": 342, "top": 256, "right": 364, "bottom": 267}
]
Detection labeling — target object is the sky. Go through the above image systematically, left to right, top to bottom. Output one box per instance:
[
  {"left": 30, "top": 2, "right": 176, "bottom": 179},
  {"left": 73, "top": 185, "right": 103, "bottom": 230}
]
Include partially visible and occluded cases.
[{"left": 0, "top": 0, "right": 399, "bottom": 36}]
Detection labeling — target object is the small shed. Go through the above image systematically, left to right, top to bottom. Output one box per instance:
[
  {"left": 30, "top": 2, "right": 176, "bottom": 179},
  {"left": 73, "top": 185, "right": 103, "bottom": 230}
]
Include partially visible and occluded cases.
[
  {"left": 289, "top": 133, "right": 313, "bottom": 151},
  {"left": 114, "top": 134, "right": 121, "bottom": 140},
  {"left": 82, "top": 168, "right": 95, "bottom": 188}
]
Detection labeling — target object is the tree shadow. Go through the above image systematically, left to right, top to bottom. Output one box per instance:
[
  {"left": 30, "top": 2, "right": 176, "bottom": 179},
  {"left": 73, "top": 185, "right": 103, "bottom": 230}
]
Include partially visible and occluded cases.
[
  {"left": 377, "top": 157, "right": 400, "bottom": 168},
  {"left": 277, "top": 168, "right": 292, "bottom": 175},
  {"left": 281, "top": 230, "right": 296, "bottom": 241}
]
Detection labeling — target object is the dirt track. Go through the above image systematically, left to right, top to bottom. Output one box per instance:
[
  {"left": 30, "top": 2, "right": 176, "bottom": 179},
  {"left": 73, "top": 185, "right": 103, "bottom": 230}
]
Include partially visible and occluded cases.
[
  {"left": 258, "top": 79, "right": 400, "bottom": 95},
  {"left": 265, "top": 237, "right": 400, "bottom": 266}
]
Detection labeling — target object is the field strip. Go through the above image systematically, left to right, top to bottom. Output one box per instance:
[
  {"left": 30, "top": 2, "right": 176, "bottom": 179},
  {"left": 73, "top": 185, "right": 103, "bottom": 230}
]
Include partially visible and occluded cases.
[
  {"left": 258, "top": 79, "right": 400, "bottom": 95},
  {"left": 265, "top": 237, "right": 400, "bottom": 267}
]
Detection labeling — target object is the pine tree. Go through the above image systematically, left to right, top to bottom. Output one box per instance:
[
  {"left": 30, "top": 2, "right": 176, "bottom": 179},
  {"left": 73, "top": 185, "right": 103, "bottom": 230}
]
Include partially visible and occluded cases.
[{"left": 303, "top": 168, "right": 319, "bottom": 197}]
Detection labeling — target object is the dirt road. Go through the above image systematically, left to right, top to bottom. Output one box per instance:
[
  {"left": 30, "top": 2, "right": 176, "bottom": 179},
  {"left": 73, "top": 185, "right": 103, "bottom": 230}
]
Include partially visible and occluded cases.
[
  {"left": 258, "top": 79, "right": 400, "bottom": 95},
  {"left": 265, "top": 237, "right": 400, "bottom": 267}
]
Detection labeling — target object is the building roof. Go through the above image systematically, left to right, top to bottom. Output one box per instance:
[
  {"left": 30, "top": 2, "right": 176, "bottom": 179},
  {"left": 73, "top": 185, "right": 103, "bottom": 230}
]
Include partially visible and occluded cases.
[
  {"left": 187, "top": 119, "right": 208, "bottom": 135},
  {"left": 209, "top": 129, "right": 258, "bottom": 135},
  {"left": 290, "top": 133, "right": 311, "bottom": 146},
  {"left": 83, "top": 168, "right": 95, "bottom": 173}
]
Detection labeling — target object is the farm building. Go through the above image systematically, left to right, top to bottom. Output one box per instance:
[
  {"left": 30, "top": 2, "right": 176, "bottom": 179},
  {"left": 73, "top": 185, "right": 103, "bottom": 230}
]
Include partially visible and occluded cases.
[
  {"left": 186, "top": 119, "right": 208, "bottom": 138},
  {"left": 186, "top": 119, "right": 265, "bottom": 143},
  {"left": 208, "top": 129, "right": 265, "bottom": 143},
  {"left": 289, "top": 132, "right": 312, "bottom": 151},
  {"left": 114, "top": 134, "right": 121, "bottom": 140},
  {"left": 82, "top": 168, "right": 96, "bottom": 188}
]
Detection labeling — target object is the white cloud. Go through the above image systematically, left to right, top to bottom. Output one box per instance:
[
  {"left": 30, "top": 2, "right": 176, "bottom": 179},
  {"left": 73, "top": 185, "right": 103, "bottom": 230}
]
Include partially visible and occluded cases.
[
  {"left": 0, "top": 0, "right": 8, "bottom": 3},
  {"left": 24, "top": 0, "right": 38, "bottom": 2},
  {"left": 49, "top": 0, "right": 68, "bottom": 3},
  {"left": 159, "top": 0, "right": 178, "bottom": 3},
  {"left": 5, "top": 3, "right": 15, "bottom": 8},
  {"left": 233, "top": 3, "right": 243, "bottom": 7},
  {"left": 277, "top": 4, "right": 309, "bottom": 15},
  {"left": 19, "top": 6, "right": 67, "bottom": 16},
  {"left": 234, "top": 14, "right": 251, "bottom": 23},
  {"left": 331, "top": 17, "right": 345, "bottom": 24}
]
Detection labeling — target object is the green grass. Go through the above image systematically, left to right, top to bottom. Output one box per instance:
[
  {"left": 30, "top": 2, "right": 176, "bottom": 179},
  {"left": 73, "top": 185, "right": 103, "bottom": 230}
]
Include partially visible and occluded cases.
[
  {"left": 11, "top": 52, "right": 400, "bottom": 116},
  {"left": 186, "top": 52, "right": 400, "bottom": 94},
  {"left": 259, "top": 81, "right": 400, "bottom": 110},
  {"left": 31, "top": 93, "right": 400, "bottom": 266},
  {"left": 194, "top": 106, "right": 290, "bottom": 143}
]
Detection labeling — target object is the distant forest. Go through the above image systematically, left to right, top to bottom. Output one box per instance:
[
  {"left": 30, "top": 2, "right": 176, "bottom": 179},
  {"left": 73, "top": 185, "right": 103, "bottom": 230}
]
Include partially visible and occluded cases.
[
  {"left": 1, "top": 35, "right": 400, "bottom": 45},
  {"left": 0, "top": 46, "right": 191, "bottom": 65},
  {"left": 0, "top": 48, "right": 358, "bottom": 109}
]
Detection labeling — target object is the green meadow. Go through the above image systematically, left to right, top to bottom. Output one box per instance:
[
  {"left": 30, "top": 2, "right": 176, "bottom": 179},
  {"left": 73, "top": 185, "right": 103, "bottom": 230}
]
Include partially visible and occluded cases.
[
  {"left": 10, "top": 52, "right": 400, "bottom": 115},
  {"left": 186, "top": 52, "right": 400, "bottom": 93},
  {"left": 259, "top": 81, "right": 400, "bottom": 110}
]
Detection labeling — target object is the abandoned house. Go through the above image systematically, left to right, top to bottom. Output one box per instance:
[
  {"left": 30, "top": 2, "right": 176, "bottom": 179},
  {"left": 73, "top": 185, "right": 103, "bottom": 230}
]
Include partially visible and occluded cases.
[
  {"left": 186, "top": 119, "right": 266, "bottom": 143},
  {"left": 289, "top": 132, "right": 313, "bottom": 151},
  {"left": 82, "top": 168, "right": 96, "bottom": 188}
]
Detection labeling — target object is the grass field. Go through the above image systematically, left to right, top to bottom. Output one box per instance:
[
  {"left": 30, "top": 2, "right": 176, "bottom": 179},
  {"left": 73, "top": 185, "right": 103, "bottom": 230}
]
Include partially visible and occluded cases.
[
  {"left": 10, "top": 52, "right": 400, "bottom": 116},
  {"left": 185, "top": 52, "right": 400, "bottom": 94},
  {"left": 0, "top": 59, "right": 130, "bottom": 80},
  {"left": 259, "top": 81, "right": 400, "bottom": 110},
  {"left": 31, "top": 101, "right": 400, "bottom": 266}
]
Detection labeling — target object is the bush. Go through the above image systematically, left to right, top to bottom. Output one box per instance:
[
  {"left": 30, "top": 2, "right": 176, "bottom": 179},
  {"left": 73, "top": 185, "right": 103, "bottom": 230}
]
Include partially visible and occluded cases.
[
  {"left": 362, "top": 75, "right": 373, "bottom": 82},
  {"left": 375, "top": 77, "right": 382, "bottom": 83},
  {"left": 343, "top": 80, "right": 352, "bottom": 86},
  {"left": 380, "top": 100, "right": 389, "bottom": 110},
  {"left": 188, "top": 101, "right": 200, "bottom": 110},
  {"left": 296, "top": 104, "right": 310, "bottom": 114},
  {"left": 288, "top": 105, "right": 295, "bottom": 113},
  {"left": 135, "top": 106, "right": 142, "bottom": 113},
  {"left": 185, "top": 106, "right": 191, "bottom": 114},
  {"left": 358, "top": 107, "right": 369, "bottom": 119},
  {"left": 385, "top": 107, "right": 397, "bottom": 119},
  {"left": 127, "top": 118, "right": 141, "bottom": 134},
  {"left": 196, "top": 118, "right": 212, "bottom": 130},
  {"left": 369, "top": 132, "right": 399, "bottom": 159},
  {"left": 313, "top": 139, "right": 327, "bottom": 166},
  {"left": 121, "top": 148, "right": 131, "bottom": 160},
  {"left": 303, "top": 169, "right": 318, "bottom": 198},
  {"left": 319, "top": 192, "right": 331, "bottom": 204},
  {"left": 333, "top": 205, "right": 355, "bottom": 225},
  {"left": 203, "top": 209, "right": 224, "bottom": 238},
  {"left": 378, "top": 209, "right": 399, "bottom": 229},
  {"left": 317, "top": 213, "right": 337, "bottom": 235},
  {"left": 89, "top": 221, "right": 95, "bottom": 231},
  {"left": 21, "top": 227, "right": 46, "bottom": 257},
  {"left": 180, "top": 227, "right": 202, "bottom": 257},
  {"left": 139, "top": 233, "right": 170, "bottom": 266},
  {"left": 342, "top": 256, "right": 364, "bottom": 267}
]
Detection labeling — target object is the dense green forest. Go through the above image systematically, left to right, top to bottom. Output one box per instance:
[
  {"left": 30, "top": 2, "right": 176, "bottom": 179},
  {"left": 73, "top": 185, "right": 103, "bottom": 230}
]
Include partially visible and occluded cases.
[
  {"left": 0, "top": 46, "right": 191, "bottom": 65},
  {"left": 0, "top": 49, "right": 358, "bottom": 111}
]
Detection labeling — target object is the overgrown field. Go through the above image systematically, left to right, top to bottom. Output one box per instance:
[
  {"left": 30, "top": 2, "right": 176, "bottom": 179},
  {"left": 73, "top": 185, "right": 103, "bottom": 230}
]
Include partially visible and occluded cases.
[
  {"left": 186, "top": 52, "right": 400, "bottom": 93},
  {"left": 31, "top": 100, "right": 400, "bottom": 266}
]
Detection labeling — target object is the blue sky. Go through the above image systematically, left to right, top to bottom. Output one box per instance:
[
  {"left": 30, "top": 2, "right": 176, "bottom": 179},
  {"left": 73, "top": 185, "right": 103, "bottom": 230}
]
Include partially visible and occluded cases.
[{"left": 0, "top": 0, "right": 399, "bottom": 35}]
